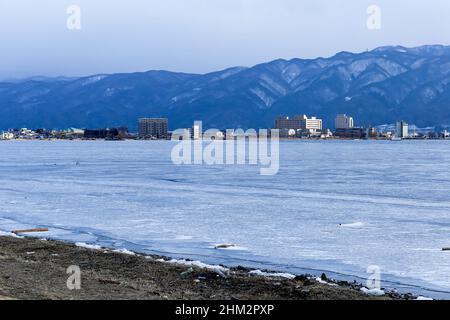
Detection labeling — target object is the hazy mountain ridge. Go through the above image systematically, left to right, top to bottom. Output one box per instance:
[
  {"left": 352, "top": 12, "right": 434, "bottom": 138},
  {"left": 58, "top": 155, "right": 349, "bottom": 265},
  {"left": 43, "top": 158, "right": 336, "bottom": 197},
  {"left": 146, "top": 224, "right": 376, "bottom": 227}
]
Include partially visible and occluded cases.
[{"left": 1, "top": 45, "right": 450, "bottom": 131}]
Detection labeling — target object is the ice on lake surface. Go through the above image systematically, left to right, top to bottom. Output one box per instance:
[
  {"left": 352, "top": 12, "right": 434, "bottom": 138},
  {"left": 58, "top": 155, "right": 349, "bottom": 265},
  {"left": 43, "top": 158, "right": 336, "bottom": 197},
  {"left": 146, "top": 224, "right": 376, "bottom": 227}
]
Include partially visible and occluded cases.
[{"left": 1, "top": 140, "right": 450, "bottom": 298}]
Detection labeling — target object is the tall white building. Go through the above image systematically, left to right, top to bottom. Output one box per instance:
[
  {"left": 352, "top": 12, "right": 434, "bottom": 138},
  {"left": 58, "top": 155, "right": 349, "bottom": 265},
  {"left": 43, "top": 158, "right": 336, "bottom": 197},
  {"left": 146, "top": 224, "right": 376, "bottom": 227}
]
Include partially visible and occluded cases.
[
  {"left": 335, "top": 114, "right": 354, "bottom": 129},
  {"left": 300, "top": 115, "right": 322, "bottom": 133},
  {"left": 191, "top": 121, "right": 202, "bottom": 140},
  {"left": 396, "top": 121, "right": 409, "bottom": 138}
]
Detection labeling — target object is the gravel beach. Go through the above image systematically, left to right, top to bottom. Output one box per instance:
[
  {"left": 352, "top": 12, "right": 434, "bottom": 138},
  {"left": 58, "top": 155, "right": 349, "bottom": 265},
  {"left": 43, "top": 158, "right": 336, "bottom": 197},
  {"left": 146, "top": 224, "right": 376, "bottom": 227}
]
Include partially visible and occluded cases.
[{"left": 0, "top": 235, "right": 402, "bottom": 300}]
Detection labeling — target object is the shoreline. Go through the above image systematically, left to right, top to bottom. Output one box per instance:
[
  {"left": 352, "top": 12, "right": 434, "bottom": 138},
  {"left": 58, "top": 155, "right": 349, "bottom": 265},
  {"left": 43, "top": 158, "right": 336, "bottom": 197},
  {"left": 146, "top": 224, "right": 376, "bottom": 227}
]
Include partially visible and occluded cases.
[
  {"left": 1, "top": 137, "right": 450, "bottom": 142},
  {"left": 0, "top": 234, "right": 420, "bottom": 300}
]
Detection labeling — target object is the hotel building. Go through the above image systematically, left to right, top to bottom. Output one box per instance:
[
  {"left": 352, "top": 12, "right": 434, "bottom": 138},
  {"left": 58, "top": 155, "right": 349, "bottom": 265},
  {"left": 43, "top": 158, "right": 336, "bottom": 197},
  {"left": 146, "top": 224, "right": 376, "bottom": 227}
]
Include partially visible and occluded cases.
[
  {"left": 335, "top": 114, "right": 354, "bottom": 129},
  {"left": 275, "top": 115, "right": 323, "bottom": 134},
  {"left": 138, "top": 118, "right": 169, "bottom": 139},
  {"left": 396, "top": 121, "right": 409, "bottom": 138}
]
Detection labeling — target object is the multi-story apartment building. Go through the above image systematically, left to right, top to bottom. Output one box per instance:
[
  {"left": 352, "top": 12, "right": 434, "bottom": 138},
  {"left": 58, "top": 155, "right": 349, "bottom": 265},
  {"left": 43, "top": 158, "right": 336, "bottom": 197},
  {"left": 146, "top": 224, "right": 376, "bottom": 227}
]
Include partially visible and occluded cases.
[
  {"left": 335, "top": 114, "right": 354, "bottom": 129},
  {"left": 275, "top": 115, "right": 323, "bottom": 133},
  {"left": 301, "top": 115, "right": 323, "bottom": 133},
  {"left": 274, "top": 116, "right": 303, "bottom": 131},
  {"left": 138, "top": 118, "right": 169, "bottom": 139},
  {"left": 190, "top": 121, "right": 202, "bottom": 140},
  {"left": 396, "top": 121, "right": 409, "bottom": 138}
]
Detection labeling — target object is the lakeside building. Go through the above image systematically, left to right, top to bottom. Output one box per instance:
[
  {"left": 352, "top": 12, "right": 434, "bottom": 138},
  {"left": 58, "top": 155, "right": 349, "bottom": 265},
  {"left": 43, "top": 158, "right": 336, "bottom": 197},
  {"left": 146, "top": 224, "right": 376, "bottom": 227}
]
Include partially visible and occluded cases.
[
  {"left": 335, "top": 114, "right": 354, "bottom": 129},
  {"left": 275, "top": 115, "right": 323, "bottom": 137},
  {"left": 302, "top": 115, "right": 323, "bottom": 134},
  {"left": 275, "top": 116, "right": 303, "bottom": 131},
  {"left": 138, "top": 118, "right": 169, "bottom": 139},
  {"left": 396, "top": 121, "right": 409, "bottom": 138},
  {"left": 190, "top": 122, "right": 202, "bottom": 140},
  {"left": 368, "top": 126, "right": 378, "bottom": 138},
  {"left": 84, "top": 127, "right": 128, "bottom": 140},
  {"left": 334, "top": 127, "right": 368, "bottom": 139},
  {"left": 14, "top": 128, "right": 38, "bottom": 139},
  {"left": 48, "top": 128, "right": 85, "bottom": 140},
  {"left": 65, "top": 128, "right": 85, "bottom": 139},
  {"left": 320, "top": 129, "right": 333, "bottom": 139},
  {"left": 0, "top": 131, "right": 14, "bottom": 140}
]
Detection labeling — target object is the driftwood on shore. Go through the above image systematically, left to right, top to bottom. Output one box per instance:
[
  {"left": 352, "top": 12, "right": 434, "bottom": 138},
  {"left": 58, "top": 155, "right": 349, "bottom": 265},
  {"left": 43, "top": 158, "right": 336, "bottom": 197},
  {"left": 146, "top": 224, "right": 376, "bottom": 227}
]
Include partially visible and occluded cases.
[{"left": 12, "top": 228, "right": 49, "bottom": 235}]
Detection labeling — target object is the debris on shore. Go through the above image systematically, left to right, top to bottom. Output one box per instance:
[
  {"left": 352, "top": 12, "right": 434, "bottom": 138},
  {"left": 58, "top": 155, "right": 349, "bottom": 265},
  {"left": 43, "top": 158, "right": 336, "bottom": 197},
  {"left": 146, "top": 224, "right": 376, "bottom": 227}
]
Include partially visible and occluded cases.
[
  {"left": 12, "top": 228, "right": 49, "bottom": 235},
  {"left": 0, "top": 235, "right": 415, "bottom": 300}
]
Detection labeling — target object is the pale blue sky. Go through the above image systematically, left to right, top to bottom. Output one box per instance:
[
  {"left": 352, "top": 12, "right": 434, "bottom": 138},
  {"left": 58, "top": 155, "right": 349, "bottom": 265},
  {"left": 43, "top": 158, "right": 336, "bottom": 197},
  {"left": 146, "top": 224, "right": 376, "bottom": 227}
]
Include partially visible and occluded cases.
[{"left": 0, "top": 0, "right": 449, "bottom": 79}]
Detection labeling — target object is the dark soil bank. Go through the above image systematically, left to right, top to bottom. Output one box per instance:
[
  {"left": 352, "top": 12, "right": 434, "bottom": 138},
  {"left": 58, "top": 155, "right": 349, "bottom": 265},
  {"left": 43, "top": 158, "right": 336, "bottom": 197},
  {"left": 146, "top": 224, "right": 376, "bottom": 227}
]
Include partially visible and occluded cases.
[{"left": 0, "top": 235, "right": 399, "bottom": 300}]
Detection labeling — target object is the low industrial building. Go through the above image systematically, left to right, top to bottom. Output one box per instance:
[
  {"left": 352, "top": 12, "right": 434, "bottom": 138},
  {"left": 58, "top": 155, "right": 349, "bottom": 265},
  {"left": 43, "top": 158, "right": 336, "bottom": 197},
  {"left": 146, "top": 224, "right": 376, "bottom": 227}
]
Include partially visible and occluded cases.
[
  {"left": 84, "top": 127, "right": 128, "bottom": 140},
  {"left": 334, "top": 128, "right": 368, "bottom": 139}
]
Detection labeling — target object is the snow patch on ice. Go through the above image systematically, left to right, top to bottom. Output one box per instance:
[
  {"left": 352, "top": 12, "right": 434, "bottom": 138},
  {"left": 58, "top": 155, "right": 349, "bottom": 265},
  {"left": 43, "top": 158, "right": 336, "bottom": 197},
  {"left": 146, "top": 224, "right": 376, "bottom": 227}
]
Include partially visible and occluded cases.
[
  {"left": 340, "top": 222, "right": 365, "bottom": 228},
  {"left": 175, "top": 235, "right": 193, "bottom": 240}
]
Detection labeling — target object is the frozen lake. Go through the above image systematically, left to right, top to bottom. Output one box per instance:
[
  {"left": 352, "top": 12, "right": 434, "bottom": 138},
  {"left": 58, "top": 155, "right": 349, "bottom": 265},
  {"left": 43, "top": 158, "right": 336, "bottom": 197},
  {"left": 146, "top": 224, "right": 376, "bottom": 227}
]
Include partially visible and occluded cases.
[{"left": 1, "top": 140, "right": 450, "bottom": 298}]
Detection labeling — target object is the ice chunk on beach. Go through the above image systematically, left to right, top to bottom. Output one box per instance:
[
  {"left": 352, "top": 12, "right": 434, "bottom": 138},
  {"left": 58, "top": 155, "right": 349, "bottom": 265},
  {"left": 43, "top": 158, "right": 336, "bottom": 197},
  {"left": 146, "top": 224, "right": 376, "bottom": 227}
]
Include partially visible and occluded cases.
[
  {"left": 0, "top": 231, "right": 22, "bottom": 238},
  {"left": 75, "top": 242, "right": 102, "bottom": 250},
  {"left": 113, "top": 248, "right": 136, "bottom": 256},
  {"left": 157, "top": 258, "right": 229, "bottom": 273},
  {"left": 249, "top": 270, "right": 296, "bottom": 279},
  {"left": 313, "top": 277, "right": 338, "bottom": 286},
  {"left": 360, "top": 287, "right": 385, "bottom": 296},
  {"left": 416, "top": 296, "right": 433, "bottom": 300}
]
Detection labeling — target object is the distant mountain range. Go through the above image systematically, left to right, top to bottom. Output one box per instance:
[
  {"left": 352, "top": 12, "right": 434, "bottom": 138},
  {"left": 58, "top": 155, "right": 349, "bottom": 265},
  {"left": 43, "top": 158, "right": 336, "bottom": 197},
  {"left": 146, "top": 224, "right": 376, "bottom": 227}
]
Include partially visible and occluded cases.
[{"left": 2, "top": 44, "right": 450, "bottom": 131}]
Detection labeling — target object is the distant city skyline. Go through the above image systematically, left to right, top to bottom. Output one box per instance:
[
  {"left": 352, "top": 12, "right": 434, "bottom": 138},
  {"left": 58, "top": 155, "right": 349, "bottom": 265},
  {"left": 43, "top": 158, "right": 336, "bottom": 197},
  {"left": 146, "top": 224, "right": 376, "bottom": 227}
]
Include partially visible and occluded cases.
[{"left": 1, "top": 0, "right": 450, "bottom": 80}]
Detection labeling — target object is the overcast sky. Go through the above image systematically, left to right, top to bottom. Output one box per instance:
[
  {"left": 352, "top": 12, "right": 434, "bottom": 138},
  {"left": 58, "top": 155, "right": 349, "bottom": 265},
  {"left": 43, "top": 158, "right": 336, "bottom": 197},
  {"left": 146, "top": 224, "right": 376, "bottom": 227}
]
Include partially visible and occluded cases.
[{"left": 1, "top": 0, "right": 449, "bottom": 79}]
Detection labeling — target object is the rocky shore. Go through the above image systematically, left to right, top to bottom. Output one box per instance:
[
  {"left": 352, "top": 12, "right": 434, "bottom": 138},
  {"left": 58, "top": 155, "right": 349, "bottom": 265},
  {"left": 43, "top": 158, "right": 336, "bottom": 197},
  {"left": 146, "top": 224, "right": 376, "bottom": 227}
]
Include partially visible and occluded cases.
[{"left": 0, "top": 235, "right": 410, "bottom": 300}]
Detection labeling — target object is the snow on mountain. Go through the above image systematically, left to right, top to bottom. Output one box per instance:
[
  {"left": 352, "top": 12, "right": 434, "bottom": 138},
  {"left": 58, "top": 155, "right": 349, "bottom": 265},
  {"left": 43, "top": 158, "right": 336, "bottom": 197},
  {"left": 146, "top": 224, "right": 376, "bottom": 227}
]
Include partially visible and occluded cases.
[
  {"left": 1, "top": 45, "right": 450, "bottom": 130},
  {"left": 81, "top": 75, "right": 109, "bottom": 86},
  {"left": 250, "top": 87, "right": 276, "bottom": 108}
]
